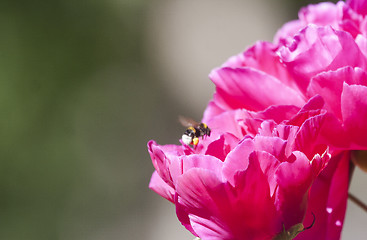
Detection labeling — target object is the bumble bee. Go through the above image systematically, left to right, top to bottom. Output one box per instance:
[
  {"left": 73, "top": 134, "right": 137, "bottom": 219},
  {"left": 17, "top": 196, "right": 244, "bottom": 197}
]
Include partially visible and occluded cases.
[{"left": 179, "top": 116, "right": 211, "bottom": 146}]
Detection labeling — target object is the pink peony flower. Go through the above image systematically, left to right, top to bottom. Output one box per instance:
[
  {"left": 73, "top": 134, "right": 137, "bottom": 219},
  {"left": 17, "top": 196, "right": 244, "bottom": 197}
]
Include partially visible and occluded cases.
[
  {"left": 274, "top": 0, "right": 367, "bottom": 44},
  {"left": 148, "top": 1, "right": 366, "bottom": 239},
  {"left": 198, "top": 1, "right": 367, "bottom": 239},
  {"left": 208, "top": 1, "right": 367, "bottom": 150},
  {"left": 275, "top": 1, "right": 367, "bottom": 150},
  {"left": 279, "top": 25, "right": 367, "bottom": 149},
  {"left": 148, "top": 101, "right": 336, "bottom": 239}
]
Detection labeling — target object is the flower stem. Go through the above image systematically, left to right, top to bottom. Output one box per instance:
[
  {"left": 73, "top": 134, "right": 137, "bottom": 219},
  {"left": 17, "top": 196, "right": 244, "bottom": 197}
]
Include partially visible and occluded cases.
[{"left": 348, "top": 193, "right": 367, "bottom": 213}]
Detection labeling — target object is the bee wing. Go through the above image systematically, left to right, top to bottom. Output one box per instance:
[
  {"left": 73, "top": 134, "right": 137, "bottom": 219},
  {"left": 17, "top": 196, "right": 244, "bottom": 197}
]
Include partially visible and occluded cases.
[{"left": 178, "top": 115, "right": 199, "bottom": 127}]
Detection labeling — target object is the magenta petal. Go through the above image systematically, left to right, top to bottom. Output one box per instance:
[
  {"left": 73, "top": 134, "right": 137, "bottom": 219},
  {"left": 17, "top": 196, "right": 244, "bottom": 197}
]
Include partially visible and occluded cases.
[
  {"left": 347, "top": 0, "right": 367, "bottom": 15},
  {"left": 299, "top": 2, "right": 340, "bottom": 27},
  {"left": 340, "top": 5, "right": 363, "bottom": 38},
  {"left": 274, "top": 20, "right": 304, "bottom": 46},
  {"left": 280, "top": 25, "right": 367, "bottom": 92},
  {"left": 356, "top": 34, "right": 367, "bottom": 57},
  {"left": 223, "top": 41, "right": 297, "bottom": 89},
  {"left": 308, "top": 66, "right": 367, "bottom": 119},
  {"left": 210, "top": 67, "right": 305, "bottom": 112},
  {"left": 307, "top": 68, "right": 345, "bottom": 119},
  {"left": 307, "top": 70, "right": 341, "bottom": 119},
  {"left": 341, "top": 83, "right": 367, "bottom": 148},
  {"left": 299, "top": 94, "right": 325, "bottom": 112},
  {"left": 286, "top": 95, "right": 325, "bottom": 128},
  {"left": 202, "top": 99, "right": 225, "bottom": 123},
  {"left": 254, "top": 104, "right": 301, "bottom": 124},
  {"left": 287, "top": 108, "right": 323, "bottom": 129},
  {"left": 205, "top": 110, "right": 248, "bottom": 140},
  {"left": 294, "top": 112, "right": 327, "bottom": 158},
  {"left": 318, "top": 113, "right": 349, "bottom": 150},
  {"left": 257, "top": 120, "right": 277, "bottom": 137},
  {"left": 273, "top": 124, "right": 299, "bottom": 144},
  {"left": 205, "top": 133, "right": 239, "bottom": 161},
  {"left": 253, "top": 136, "right": 287, "bottom": 162},
  {"left": 222, "top": 138, "right": 254, "bottom": 185},
  {"left": 147, "top": 140, "right": 175, "bottom": 187},
  {"left": 250, "top": 151, "right": 282, "bottom": 196},
  {"left": 275, "top": 151, "right": 315, "bottom": 228},
  {"left": 276, "top": 151, "right": 318, "bottom": 191},
  {"left": 297, "top": 151, "right": 349, "bottom": 240},
  {"left": 324, "top": 152, "right": 349, "bottom": 239},
  {"left": 169, "top": 154, "right": 224, "bottom": 185},
  {"left": 181, "top": 155, "right": 223, "bottom": 175},
  {"left": 230, "top": 155, "right": 280, "bottom": 238},
  {"left": 176, "top": 158, "right": 279, "bottom": 240},
  {"left": 176, "top": 169, "right": 235, "bottom": 240},
  {"left": 149, "top": 171, "right": 175, "bottom": 203},
  {"left": 175, "top": 194, "right": 199, "bottom": 237}
]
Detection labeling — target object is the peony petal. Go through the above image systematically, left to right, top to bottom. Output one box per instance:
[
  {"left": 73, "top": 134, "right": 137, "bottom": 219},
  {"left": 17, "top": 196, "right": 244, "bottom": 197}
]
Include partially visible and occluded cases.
[
  {"left": 347, "top": 0, "right": 367, "bottom": 15},
  {"left": 299, "top": 2, "right": 341, "bottom": 27},
  {"left": 341, "top": 2, "right": 364, "bottom": 37},
  {"left": 274, "top": 19, "right": 304, "bottom": 46},
  {"left": 279, "top": 25, "right": 367, "bottom": 92},
  {"left": 356, "top": 34, "right": 367, "bottom": 58},
  {"left": 223, "top": 41, "right": 298, "bottom": 89},
  {"left": 308, "top": 66, "right": 367, "bottom": 120},
  {"left": 210, "top": 67, "right": 305, "bottom": 112},
  {"left": 308, "top": 71, "right": 343, "bottom": 119},
  {"left": 341, "top": 83, "right": 367, "bottom": 148},
  {"left": 299, "top": 94, "right": 325, "bottom": 112},
  {"left": 286, "top": 95, "right": 324, "bottom": 127},
  {"left": 202, "top": 98, "right": 225, "bottom": 123},
  {"left": 253, "top": 104, "right": 301, "bottom": 124},
  {"left": 204, "top": 110, "right": 248, "bottom": 140},
  {"left": 294, "top": 111, "right": 327, "bottom": 159},
  {"left": 319, "top": 112, "right": 349, "bottom": 150},
  {"left": 257, "top": 120, "right": 277, "bottom": 137},
  {"left": 205, "top": 133, "right": 239, "bottom": 161},
  {"left": 253, "top": 136, "right": 287, "bottom": 162},
  {"left": 222, "top": 138, "right": 254, "bottom": 186},
  {"left": 147, "top": 140, "right": 175, "bottom": 187},
  {"left": 250, "top": 150, "right": 282, "bottom": 196},
  {"left": 275, "top": 151, "right": 316, "bottom": 228},
  {"left": 297, "top": 151, "right": 349, "bottom": 240},
  {"left": 320, "top": 151, "right": 349, "bottom": 240},
  {"left": 169, "top": 154, "right": 224, "bottom": 186},
  {"left": 230, "top": 154, "right": 281, "bottom": 238},
  {"left": 176, "top": 156, "right": 279, "bottom": 240},
  {"left": 176, "top": 169, "right": 235, "bottom": 240},
  {"left": 149, "top": 171, "right": 175, "bottom": 203},
  {"left": 175, "top": 193, "right": 199, "bottom": 237}
]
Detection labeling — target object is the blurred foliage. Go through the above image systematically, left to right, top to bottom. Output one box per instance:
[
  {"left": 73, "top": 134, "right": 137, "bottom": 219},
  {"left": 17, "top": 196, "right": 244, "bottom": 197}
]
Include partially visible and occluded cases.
[{"left": 0, "top": 0, "right": 168, "bottom": 239}]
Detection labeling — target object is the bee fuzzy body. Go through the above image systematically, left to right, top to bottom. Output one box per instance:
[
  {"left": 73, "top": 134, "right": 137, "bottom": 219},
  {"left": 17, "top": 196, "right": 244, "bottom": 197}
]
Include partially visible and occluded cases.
[{"left": 181, "top": 122, "right": 211, "bottom": 146}]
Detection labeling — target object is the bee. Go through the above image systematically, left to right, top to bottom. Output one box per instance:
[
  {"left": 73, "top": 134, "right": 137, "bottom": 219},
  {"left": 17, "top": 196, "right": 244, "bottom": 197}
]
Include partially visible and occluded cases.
[{"left": 179, "top": 116, "right": 211, "bottom": 146}]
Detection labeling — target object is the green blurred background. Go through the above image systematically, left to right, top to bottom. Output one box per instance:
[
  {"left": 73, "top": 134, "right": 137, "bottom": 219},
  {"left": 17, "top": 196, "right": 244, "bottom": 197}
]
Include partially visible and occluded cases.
[
  {"left": 3, "top": 0, "right": 365, "bottom": 240},
  {"left": 0, "top": 1, "right": 158, "bottom": 239}
]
